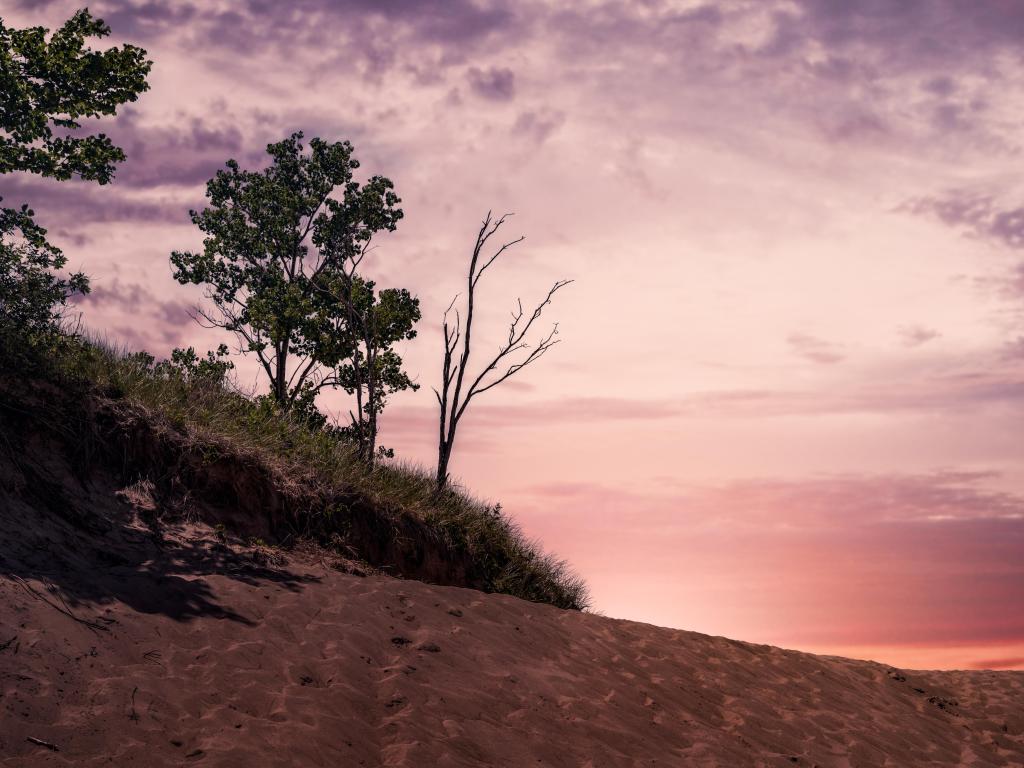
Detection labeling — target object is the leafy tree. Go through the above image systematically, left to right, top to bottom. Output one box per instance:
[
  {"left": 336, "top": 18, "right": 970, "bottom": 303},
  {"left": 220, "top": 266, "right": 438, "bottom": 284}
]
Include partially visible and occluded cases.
[
  {"left": 0, "top": 9, "right": 151, "bottom": 340},
  {"left": 1, "top": 9, "right": 151, "bottom": 182},
  {"left": 171, "top": 132, "right": 407, "bottom": 419},
  {"left": 0, "top": 204, "right": 88, "bottom": 333},
  {"left": 326, "top": 273, "right": 420, "bottom": 461}
]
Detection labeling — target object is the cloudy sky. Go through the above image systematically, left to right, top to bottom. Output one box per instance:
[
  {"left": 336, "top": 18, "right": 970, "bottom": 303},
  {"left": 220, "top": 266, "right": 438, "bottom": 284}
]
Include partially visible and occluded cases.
[{"left": 7, "top": 0, "right": 1024, "bottom": 670}]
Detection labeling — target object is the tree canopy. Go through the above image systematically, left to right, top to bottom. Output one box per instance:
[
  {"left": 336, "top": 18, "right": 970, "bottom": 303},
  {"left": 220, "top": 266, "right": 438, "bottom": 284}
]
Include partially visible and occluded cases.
[
  {"left": 0, "top": 9, "right": 151, "bottom": 340},
  {"left": 0, "top": 9, "right": 151, "bottom": 182},
  {"left": 171, "top": 132, "right": 414, "bottom": 423},
  {"left": 328, "top": 274, "right": 420, "bottom": 459}
]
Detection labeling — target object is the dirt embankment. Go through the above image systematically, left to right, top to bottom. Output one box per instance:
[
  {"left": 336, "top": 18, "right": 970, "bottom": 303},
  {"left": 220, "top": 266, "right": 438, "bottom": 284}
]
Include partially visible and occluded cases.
[{"left": 0, "top": 374, "right": 510, "bottom": 592}]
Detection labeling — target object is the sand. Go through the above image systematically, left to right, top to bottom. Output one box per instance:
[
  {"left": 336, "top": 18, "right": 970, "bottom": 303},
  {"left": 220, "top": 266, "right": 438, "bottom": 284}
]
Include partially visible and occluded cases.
[{"left": 2, "top": 487, "right": 1024, "bottom": 767}]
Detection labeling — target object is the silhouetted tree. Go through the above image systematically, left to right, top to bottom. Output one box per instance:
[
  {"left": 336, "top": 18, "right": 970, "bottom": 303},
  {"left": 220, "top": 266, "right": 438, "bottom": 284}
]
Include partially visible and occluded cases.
[
  {"left": 0, "top": 10, "right": 150, "bottom": 339},
  {"left": 171, "top": 132, "right": 407, "bottom": 419},
  {"left": 434, "top": 212, "right": 571, "bottom": 489},
  {"left": 323, "top": 267, "right": 420, "bottom": 462}
]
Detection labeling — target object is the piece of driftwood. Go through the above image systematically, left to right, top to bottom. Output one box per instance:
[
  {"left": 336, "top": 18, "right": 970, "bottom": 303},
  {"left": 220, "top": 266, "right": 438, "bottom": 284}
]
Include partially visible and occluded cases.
[{"left": 26, "top": 736, "right": 60, "bottom": 751}]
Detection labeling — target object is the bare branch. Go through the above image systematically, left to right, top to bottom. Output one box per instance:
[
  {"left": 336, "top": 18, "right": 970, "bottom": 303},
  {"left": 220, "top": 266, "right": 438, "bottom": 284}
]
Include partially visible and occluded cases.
[
  {"left": 473, "top": 234, "right": 524, "bottom": 289},
  {"left": 456, "top": 280, "right": 571, "bottom": 421},
  {"left": 192, "top": 300, "right": 280, "bottom": 386},
  {"left": 471, "top": 326, "right": 561, "bottom": 397},
  {"left": 287, "top": 354, "right": 321, "bottom": 396}
]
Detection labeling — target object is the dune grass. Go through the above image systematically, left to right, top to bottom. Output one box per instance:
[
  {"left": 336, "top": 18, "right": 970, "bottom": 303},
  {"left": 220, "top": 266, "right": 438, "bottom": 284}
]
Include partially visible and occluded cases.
[{"left": 8, "top": 332, "right": 590, "bottom": 611}]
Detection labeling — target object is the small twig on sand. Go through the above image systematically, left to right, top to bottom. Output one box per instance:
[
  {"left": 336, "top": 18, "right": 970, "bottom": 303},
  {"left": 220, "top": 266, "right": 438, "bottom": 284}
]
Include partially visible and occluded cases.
[
  {"left": 11, "top": 576, "right": 109, "bottom": 635},
  {"left": 129, "top": 685, "right": 140, "bottom": 722},
  {"left": 26, "top": 736, "right": 59, "bottom": 751}
]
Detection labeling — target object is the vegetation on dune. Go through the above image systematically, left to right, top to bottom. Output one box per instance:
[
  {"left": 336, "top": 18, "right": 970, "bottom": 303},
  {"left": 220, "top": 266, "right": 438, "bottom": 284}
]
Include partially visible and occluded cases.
[
  {"left": 0, "top": 8, "right": 586, "bottom": 611},
  {"left": 170, "top": 132, "right": 419, "bottom": 463},
  {"left": 0, "top": 332, "right": 590, "bottom": 611}
]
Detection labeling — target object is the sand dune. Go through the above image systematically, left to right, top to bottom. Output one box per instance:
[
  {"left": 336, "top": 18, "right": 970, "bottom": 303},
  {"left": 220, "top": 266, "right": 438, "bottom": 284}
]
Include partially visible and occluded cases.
[{"left": 2, "top": 484, "right": 1023, "bottom": 768}]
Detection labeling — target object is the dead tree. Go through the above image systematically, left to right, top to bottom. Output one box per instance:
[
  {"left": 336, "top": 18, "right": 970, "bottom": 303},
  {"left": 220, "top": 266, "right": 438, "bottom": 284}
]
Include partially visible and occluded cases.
[{"left": 434, "top": 212, "right": 572, "bottom": 490}]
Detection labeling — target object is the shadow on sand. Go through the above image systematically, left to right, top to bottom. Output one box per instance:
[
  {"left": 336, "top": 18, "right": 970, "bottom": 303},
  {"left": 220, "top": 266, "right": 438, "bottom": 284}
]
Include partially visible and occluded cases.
[{"left": 0, "top": 467, "right": 319, "bottom": 626}]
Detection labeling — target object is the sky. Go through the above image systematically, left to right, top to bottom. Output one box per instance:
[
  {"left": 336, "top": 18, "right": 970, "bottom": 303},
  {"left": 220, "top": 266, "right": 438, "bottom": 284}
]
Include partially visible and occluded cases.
[{"left": 5, "top": 0, "right": 1024, "bottom": 671}]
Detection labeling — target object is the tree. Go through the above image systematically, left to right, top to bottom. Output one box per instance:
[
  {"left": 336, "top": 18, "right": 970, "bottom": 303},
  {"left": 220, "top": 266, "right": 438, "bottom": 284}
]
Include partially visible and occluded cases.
[
  {"left": 0, "top": 9, "right": 151, "bottom": 339},
  {"left": 1, "top": 10, "right": 151, "bottom": 182},
  {"left": 170, "top": 132, "right": 405, "bottom": 416},
  {"left": 0, "top": 204, "right": 88, "bottom": 334},
  {"left": 434, "top": 212, "right": 571, "bottom": 489},
  {"left": 325, "top": 271, "right": 420, "bottom": 462}
]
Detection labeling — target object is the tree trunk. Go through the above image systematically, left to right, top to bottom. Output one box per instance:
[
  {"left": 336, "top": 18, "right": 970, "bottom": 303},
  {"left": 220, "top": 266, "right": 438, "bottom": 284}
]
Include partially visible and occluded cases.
[
  {"left": 365, "top": 342, "right": 377, "bottom": 464},
  {"left": 275, "top": 343, "right": 289, "bottom": 409},
  {"left": 353, "top": 368, "right": 367, "bottom": 460},
  {"left": 436, "top": 440, "right": 452, "bottom": 490}
]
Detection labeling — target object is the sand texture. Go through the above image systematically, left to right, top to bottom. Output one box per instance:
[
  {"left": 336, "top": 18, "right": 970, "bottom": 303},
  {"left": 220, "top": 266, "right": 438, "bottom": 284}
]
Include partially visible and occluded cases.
[{"left": 2, "top": 484, "right": 1024, "bottom": 766}]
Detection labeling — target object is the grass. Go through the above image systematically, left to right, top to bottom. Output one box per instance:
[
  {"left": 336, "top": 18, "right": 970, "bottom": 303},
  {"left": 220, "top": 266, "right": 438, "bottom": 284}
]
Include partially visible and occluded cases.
[{"left": 4, "top": 331, "right": 590, "bottom": 611}]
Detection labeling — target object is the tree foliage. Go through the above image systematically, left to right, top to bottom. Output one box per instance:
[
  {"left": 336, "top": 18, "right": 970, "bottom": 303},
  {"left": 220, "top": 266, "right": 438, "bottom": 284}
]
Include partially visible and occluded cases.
[
  {"left": 0, "top": 9, "right": 151, "bottom": 342},
  {"left": 0, "top": 9, "right": 151, "bottom": 182},
  {"left": 171, "top": 132, "right": 415, "bottom": 430},
  {"left": 0, "top": 204, "right": 88, "bottom": 334},
  {"left": 327, "top": 274, "right": 420, "bottom": 460},
  {"left": 153, "top": 344, "right": 235, "bottom": 386}
]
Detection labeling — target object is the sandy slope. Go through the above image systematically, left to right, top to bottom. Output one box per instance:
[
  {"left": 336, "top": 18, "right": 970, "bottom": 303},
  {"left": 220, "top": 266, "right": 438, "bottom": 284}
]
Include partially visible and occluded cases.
[{"left": 2, "top": 489, "right": 1024, "bottom": 766}]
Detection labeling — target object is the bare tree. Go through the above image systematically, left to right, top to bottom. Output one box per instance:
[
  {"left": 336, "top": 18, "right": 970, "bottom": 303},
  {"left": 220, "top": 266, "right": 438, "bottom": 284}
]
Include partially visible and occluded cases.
[{"left": 434, "top": 211, "right": 572, "bottom": 490}]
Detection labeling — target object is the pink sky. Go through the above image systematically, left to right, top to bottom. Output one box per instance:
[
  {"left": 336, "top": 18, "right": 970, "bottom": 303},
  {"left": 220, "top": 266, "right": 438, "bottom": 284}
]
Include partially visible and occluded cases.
[{"left": 7, "top": 0, "right": 1024, "bottom": 670}]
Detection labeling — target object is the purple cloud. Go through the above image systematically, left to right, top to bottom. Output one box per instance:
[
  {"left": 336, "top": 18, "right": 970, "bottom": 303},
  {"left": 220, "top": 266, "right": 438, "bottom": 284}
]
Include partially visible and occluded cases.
[
  {"left": 108, "top": 0, "right": 513, "bottom": 52},
  {"left": 779, "top": 1, "right": 1024, "bottom": 68},
  {"left": 467, "top": 66, "right": 516, "bottom": 101},
  {"left": 922, "top": 75, "right": 957, "bottom": 97},
  {"left": 106, "top": 108, "right": 252, "bottom": 190},
  {"left": 512, "top": 109, "right": 565, "bottom": 144},
  {"left": 1, "top": 175, "right": 186, "bottom": 228},
  {"left": 901, "top": 192, "right": 1024, "bottom": 250},
  {"left": 987, "top": 263, "right": 1024, "bottom": 311},
  {"left": 72, "top": 280, "right": 196, "bottom": 351},
  {"left": 898, "top": 325, "right": 941, "bottom": 348},
  {"left": 787, "top": 333, "right": 845, "bottom": 364},
  {"left": 1004, "top": 337, "right": 1024, "bottom": 360},
  {"left": 380, "top": 367, "right": 1024, "bottom": 435},
  {"left": 534, "top": 469, "right": 1024, "bottom": 528}
]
